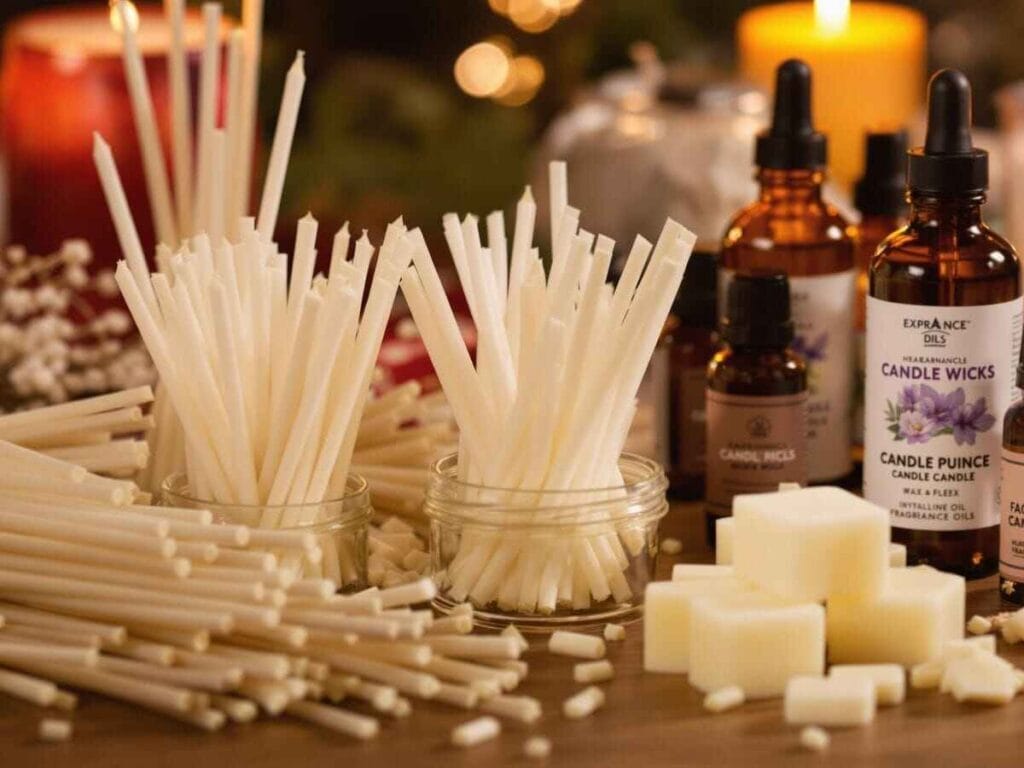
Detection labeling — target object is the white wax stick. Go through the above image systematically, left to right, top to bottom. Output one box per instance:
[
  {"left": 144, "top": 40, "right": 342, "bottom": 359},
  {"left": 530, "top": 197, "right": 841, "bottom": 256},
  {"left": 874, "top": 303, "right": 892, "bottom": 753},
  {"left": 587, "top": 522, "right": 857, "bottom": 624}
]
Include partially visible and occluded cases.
[
  {"left": 163, "top": 0, "right": 192, "bottom": 237},
  {"left": 235, "top": 0, "right": 264, "bottom": 222},
  {"left": 117, "top": 1, "right": 176, "bottom": 247},
  {"left": 193, "top": 2, "right": 222, "bottom": 234},
  {"left": 224, "top": 28, "right": 245, "bottom": 239},
  {"left": 256, "top": 52, "right": 306, "bottom": 241},
  {"left": 207, "top": 130, "right": 227, "bottom": 244},
  {"left": 93, "top": 135, "right": 157, "bottom": 312},
  {"left": 549, "top": 160, "right": 568, "bottom": 257},
  {"left": 505, "top": 186, "right": 536, "bottom": 366},
  {"left": 547, "top": 206, "right": 580, "bottom": 296},
  {"left": 486, "top": 211, "right": 508, "bottom": 301},
  {"left": 442, "top": 214, "right": 478, "bottom": 317},
  {"left": 329, "top": 222, "right": 351, "bottom": 282},
  {"left": 609, "top": 236, "right": 652, "bottom": 327},
  {"left": 306, "top": 240, "right": 413, "bottom": 502},
  {"left": 115, "top": 263, "right": 234, "bottom": 502},
  {"left": 210, "top": 281, "right": 259, "bottom": 503},
  {"left": 0, "top": 385, "right": 151, "bottom": 430},
  {"left": 0, "top": 439, "right": 87, "bottom": 482},
  {"left": 0, "top": 510, "right": 173, "bottom": 559},
  {"left": 0, "top": 531, "right": 187, "bottom": 579},
  {"left": 0, "top": 602, "right": 126, "bottom": 644},
  {"left": 548, "top": 630, "right": 606, "bottom": 659},
  {"left": 426, "top": 636, "right": 521, "bottom": 661},
  {"left": 0, "top": 642, "right": 98, "bottom": 668},
  {"left": 6, "top": 657, "right": 195, "bottom": 714},
  {"left": 0, "top": 668, "right": 57, "bottom": 707},
  {"left": 563, "top": 685, "right": 605, "bottom": 719},
  {"left": 480, "top": 694, "right": 541, "bottom": 723},
  {"left": 286, "top": 700, "right": 379, "bottom": 740},
  {"left": 452, "top": 716, "right": 500, "bottom": 747}
]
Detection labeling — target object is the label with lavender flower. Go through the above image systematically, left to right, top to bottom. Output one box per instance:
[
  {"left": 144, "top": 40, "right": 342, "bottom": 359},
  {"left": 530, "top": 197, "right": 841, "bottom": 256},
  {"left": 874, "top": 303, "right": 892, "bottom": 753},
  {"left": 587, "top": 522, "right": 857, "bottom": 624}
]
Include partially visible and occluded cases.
[{"left": 864, "top": 297, "right": 1023, "bottom": 531}]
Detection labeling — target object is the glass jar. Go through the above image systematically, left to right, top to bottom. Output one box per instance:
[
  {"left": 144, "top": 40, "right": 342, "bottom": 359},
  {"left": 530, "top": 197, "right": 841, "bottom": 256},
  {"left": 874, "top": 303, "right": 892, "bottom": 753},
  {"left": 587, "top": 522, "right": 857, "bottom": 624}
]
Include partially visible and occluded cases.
[
  {"left": 424, "top": 453, "right": 669, "bottom": 630},
  {"left": 161, "top": 473, "right": 372, "bottom": 590}
]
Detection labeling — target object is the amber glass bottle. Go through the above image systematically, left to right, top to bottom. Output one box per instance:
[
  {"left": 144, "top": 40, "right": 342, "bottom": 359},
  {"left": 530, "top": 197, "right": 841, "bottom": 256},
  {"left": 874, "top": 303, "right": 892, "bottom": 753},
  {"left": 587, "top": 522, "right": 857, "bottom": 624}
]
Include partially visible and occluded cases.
[
  {"left": 720, "top": 59, "right": 855, "bottom": 486},
  {"left": 866, "top": 70, "right": 1022, "bottom": 579},
  {"left": 853, "top": 131, "right": 910, "bottom": 461},
  {"left": 662, "top": 250, "right": 717, "bottom": 499},
  {"left": 705, "top": 273, "right": 808, "bottom": 545},
  {"left": 1000, "top": 365, "right": 1024, "bottom": 605}
]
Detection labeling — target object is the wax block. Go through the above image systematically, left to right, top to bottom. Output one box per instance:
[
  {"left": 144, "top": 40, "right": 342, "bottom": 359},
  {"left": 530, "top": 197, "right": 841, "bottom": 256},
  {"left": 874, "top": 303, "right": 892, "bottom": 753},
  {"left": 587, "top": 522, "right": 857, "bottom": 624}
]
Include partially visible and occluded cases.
[
  {"left": 733, "top": 487, "right": 889, "bottom": 601},
  {"left": 715, "top": 517, "right": 734, "bottom": 565},
  {"left": 889, "top": 543, "right": 907, "bottom": 567},
  {"left": 671, "top": 564, "right": 733, "bottom": 581},
  {"left": 826, "top": 566, "right": 965, "bottom": 666},
  {"left": 642, "top": 578, "right": 744, "bottom": 674},
  {"left": 688, "top": 592, "right": 825, "bottom": 698},
  {"left": 942, "top": 654, "right": 1018, "bottom": 705},
  {"left": 829, "top": 664, "right": 905, "bottom": 705},
  {"left": 784, "top": 675, "right": 876, "bottom": 726}
]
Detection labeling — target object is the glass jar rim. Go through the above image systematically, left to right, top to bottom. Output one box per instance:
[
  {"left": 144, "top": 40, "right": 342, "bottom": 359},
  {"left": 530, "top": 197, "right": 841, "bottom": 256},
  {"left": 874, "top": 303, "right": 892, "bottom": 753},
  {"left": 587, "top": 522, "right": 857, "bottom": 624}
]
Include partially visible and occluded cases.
[
  {"left": 424, "top": 452, "right": 668, "bottom": 526},
  {"left": 160, "top": 472, "right": 372, "bottom": 529}
]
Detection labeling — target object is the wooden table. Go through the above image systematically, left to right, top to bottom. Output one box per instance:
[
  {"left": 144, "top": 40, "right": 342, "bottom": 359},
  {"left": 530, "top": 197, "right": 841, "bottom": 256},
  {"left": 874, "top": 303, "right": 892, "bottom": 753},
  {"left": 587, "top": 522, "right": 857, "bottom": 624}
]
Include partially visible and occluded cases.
[{"left": 3, "top": 502, "right": 1023, "bottom": 767}]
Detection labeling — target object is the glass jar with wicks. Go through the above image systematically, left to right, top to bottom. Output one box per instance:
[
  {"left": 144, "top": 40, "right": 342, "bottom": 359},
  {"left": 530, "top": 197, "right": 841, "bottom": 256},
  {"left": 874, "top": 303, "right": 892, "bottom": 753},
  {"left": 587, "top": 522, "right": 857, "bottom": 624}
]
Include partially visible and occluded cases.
[{"left": 161, "top": 472, "right": 372, "bottom": 591}]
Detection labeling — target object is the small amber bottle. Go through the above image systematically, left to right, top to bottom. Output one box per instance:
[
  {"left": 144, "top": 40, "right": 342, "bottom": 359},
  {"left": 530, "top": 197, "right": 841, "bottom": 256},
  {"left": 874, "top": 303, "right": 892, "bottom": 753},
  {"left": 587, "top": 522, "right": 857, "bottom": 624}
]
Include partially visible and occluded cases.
[
  {"left": 720, "top": 59, "right": 856, "bottom": 486},
  {"left": 866, "top": 70, "right": 1022, "bottom": 579},
  {"left": 852, "top": 131, "right": 910, "bottom": 461},
  {"left": 662, "top": 249, "right": 718, "bottom": 499},
  {"left": 705, "top": 273, "right": 808, "bottom": 544},
  {"left": 1000, "top": 363, "right": 1024, "bottom": 606}
]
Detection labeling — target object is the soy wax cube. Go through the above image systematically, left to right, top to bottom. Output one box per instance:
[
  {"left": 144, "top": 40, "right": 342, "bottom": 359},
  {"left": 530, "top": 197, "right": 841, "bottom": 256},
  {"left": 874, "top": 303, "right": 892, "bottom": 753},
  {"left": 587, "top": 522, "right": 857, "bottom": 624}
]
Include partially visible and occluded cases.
[
  {"left": 733, "top": 487, "right": 889, "bottom": 602},
  {"left": 827, "top": 566, "right": 965, "bottom": 666},
  {"left": 643, "top": 578, "right": 744, "bottom": 674},
  {"left": 688, "top": 592, "right": 825, "bottom": 698}
]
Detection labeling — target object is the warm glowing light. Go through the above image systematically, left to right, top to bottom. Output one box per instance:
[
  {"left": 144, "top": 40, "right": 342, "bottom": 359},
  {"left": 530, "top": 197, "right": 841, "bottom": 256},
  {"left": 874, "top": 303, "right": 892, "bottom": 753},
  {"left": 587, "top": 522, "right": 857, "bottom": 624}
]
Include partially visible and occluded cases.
[
  {"left": 109, "top": 0, "right": 140, "bottom": 35},
  {"left": 488, "top": 0, "right": 510, "bottom": 15},
  {"left": 508, "top": 0, "right": 559, "bottom": 33},
  {"left": 814, "top": 0, "right": 849, "bottom": 35},
  {"left": 454, "top": 42, "right": 512, "bottom": 98},
  {"left": 494, "top": 55, "right": 545, "bottom": 106}
]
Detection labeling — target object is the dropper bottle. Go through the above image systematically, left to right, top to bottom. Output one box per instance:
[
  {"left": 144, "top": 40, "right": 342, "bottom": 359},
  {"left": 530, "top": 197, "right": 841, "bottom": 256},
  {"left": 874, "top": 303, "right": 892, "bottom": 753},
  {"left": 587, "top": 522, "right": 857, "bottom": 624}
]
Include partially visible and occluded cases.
[
  {"left": 721, "top": 58, "right": 856, "bottom": 486},
  {"left": 865, "top": 69, "right": 1022, "bottom": 578},
  {"left": 852, "top": 131, "right": 910, "bottom": 459}
]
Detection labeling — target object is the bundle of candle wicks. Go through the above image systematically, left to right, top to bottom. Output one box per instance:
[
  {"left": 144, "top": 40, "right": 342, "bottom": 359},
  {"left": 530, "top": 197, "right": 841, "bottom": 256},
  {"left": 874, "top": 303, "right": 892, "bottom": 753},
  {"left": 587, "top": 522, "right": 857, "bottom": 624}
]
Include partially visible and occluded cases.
[
  {"left": 109, "top": 0, "right": 295, "bottom": 494},
  {"left": 401, "top": 162, "right": 695, "bottom": 613},
  {"left": 353, "top": 381, "right": 457, "bottom": 522},
  {"left": 0, "top": 386, "right": 155, "bottom": 478},
  {"left": 0, "top": 438, "right": 538, "bottom": 737}
]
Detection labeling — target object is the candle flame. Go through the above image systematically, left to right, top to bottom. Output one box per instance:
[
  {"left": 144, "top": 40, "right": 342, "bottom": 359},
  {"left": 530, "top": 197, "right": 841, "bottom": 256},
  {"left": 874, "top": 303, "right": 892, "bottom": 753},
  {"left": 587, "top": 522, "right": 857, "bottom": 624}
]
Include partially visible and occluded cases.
[
  {"left": 814, "top": 0, "right": 849, "bottom": 35},
  {"left": 109, "top": 1, "right": 140, "bottom": 35}
]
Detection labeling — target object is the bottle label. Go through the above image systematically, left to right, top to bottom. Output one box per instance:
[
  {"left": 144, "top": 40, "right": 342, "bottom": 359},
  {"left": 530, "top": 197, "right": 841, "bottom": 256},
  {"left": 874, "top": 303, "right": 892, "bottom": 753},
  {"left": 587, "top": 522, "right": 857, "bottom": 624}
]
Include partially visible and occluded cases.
[
  {"left": 788, "top": 270, "right": 856, "bottom": 482},
  {"left": 864, "top": 297, "right": 1022, "bottom": 531},
  {"left": 676, "top": 365, "right": 708, "bottom": 475},
  {"left": 705, "top": 389, "right": 808, "bottom": 510},
  {"left": 1001, "top": 448, "right": 1024, "bottom": 584}
]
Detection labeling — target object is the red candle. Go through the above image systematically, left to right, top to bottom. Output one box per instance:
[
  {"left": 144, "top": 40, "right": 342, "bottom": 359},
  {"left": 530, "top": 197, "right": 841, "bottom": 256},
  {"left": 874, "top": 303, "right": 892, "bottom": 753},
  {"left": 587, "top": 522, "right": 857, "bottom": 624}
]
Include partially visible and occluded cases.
[{"left": 0, "top": 5, "right": 223, "bottom": 265}]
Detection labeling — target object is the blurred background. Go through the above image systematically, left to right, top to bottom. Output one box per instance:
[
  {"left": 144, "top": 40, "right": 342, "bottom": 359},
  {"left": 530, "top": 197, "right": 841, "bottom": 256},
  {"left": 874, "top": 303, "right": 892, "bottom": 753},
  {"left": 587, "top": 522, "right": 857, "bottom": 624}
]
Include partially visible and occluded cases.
[{"left": 3, "top": 0, "right": 1024, "bottom": 255}]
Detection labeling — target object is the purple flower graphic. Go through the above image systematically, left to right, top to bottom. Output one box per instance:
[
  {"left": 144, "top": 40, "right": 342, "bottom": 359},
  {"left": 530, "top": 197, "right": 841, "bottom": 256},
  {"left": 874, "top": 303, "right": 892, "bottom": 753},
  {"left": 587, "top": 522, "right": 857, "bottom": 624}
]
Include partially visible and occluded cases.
[
  {"left": 792, "top": 332, "right": 828, "bottom": 363},
  {"left": 897, "top": 384, "right": 921, "bottom": 411},
  {"left": 885, "top": 385, "right": 995, "bottom": 445},
  {"left": 916, "top": 385, "right": 965, "bottom": 429},
  {"left": 950, "top": 397, "right": 997, "bottom": 446},
  {"left": 898, "top": 410, "right": 935, "bottom": 444}
]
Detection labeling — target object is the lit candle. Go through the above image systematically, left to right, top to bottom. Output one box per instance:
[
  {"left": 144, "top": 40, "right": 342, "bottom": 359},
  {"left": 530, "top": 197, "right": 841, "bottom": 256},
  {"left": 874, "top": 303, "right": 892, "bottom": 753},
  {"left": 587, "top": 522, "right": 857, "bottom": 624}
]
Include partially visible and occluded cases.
[
  {"left": 738, "top": 0, "right": 926, "bottom": 188},
  {"left": 0, "top": 5, "right": 224, "bottom": 263}
]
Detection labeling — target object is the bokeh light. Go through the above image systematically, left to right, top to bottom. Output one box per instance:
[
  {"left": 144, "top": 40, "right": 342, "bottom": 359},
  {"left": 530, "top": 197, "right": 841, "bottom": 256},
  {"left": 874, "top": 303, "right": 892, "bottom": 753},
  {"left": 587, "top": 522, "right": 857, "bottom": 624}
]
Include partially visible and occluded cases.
[
  {"left": 508, "top": 0, "right": 559, "bottom": 33},
  {"left": 454, "top": 41, "right": 512, "bottom": 98},
  {"left": 494, "top": 55, "right": 546, "bottom": 106}
]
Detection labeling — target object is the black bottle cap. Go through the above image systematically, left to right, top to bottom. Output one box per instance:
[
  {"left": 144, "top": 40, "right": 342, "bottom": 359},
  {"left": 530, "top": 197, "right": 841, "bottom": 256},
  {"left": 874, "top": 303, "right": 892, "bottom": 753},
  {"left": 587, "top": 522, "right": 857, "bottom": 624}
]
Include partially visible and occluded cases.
[
  {"left": 754, "top": 59, "right": 827, "bottom": 171},
  {"left": 908, "top": 69, "right": 988, "bottom": 195},
  {"left": 854, "top": 131, "right": 910, "bottom": 217},
  {"left": 675, "top": 250, "right": 718, "bottom": 330},
  {"left": 720, "top": 273, "right": 793, "bottom": 348}
]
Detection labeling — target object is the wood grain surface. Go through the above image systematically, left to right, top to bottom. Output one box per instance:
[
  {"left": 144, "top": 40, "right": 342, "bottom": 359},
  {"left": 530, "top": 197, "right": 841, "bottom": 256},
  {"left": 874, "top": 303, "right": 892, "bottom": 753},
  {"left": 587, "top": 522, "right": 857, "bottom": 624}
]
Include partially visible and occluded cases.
[{"left": 2, "top": 501, "right": 1022, "bottom": 768}]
